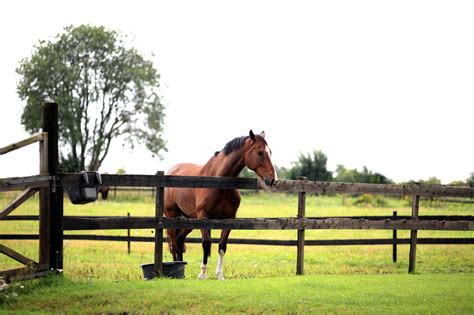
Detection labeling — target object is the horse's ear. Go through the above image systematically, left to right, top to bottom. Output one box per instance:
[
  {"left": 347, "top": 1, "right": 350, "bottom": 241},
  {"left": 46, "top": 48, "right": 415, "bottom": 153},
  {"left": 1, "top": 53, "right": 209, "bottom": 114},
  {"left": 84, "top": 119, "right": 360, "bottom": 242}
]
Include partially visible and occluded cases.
[
  {"left": 249, "top": 130, "right": 256, "bottom": 141},
  {"left": 260, "top": 131, "right": 265, "bottom": 139}
]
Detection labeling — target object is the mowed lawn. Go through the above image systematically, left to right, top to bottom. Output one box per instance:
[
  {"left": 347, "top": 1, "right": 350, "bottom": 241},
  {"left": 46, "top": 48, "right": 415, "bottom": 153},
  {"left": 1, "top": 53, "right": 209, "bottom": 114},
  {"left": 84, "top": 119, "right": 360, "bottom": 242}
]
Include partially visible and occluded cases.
[
  {"left": 0, "top": 191, "right": 473, "bottom": 313},
  {"left": 2, "top": 273, "right": 473, "bottom": 314}
]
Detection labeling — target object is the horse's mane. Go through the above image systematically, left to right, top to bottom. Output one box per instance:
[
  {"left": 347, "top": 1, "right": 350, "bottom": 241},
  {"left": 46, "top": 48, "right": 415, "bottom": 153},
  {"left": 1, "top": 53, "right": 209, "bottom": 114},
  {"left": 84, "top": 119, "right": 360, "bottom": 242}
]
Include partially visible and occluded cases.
[{"left": 215, "top": 134, "right": 267, "bottom": 157}]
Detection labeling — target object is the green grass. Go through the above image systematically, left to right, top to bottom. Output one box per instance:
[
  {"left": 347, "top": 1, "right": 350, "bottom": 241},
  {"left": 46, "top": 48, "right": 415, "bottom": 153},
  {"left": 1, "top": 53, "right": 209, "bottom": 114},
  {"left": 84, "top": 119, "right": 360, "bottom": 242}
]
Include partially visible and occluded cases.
[
  {"left": 0, "top": 192, "right": 473, "bottom": 313},
  {"left": 1, "top": 273, "right": 473, "bottom": 314}
]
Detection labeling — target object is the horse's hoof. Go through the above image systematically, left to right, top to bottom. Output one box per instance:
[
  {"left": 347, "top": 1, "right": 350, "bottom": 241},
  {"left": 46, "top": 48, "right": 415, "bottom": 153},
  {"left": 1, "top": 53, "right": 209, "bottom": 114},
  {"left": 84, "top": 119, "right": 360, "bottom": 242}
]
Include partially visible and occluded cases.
[
  {"left": 197, "top": 273, "right": 208, "bottom": 280},
  {"left": 216, "top": 273, "right": 225, "bottom": 281}
]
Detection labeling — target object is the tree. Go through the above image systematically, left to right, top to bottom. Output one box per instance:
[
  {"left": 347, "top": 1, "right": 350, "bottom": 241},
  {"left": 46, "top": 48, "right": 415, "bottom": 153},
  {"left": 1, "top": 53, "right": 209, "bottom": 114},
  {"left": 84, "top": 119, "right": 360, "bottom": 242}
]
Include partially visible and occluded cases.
[
  {"left": 17, "top": 25, "right": 166, "bottom": 171},
  {"left": 288, "top": 150, "right": 332, "bottom": 181},
  {"left": 334, "top": 164, "right": 358, "bottom": 182},
  {"left": 334, "top": 165, "right": 392, "bottom": 184},
  {"left": 467, "top": 172, "right": 474, "bottom": 188},
  {"left": 418, "top": 177, "right": 442, "bottom": 186}
]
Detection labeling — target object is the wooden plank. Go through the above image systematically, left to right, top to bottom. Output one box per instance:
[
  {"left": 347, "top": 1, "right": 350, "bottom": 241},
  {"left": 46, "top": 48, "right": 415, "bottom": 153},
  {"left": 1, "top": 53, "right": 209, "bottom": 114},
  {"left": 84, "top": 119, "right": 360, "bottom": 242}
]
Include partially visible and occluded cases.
[
  {"left": 38, "top": 128, "right": 48, "bottom": 266},
  {"left": 39, "top": 128, "right": 50, "bottom": 265},
  {"left": 40, "top": 131, "right": 48, "bottom": 174},
  {"left": 0, "top": 133, "right": 45, "bottom": 155},
  {"left": 154, "top": 171, "right": 164, "bottom": 277},
  {"left": 59, "top": 173, "right": 474, "bottom": 198},
  {"left": 60, "top": 173, "right": 258, "bottom": 190},
  {"left": 60, "top": 173, "right": 474, "bottom": 198},
  {"left": 0, "top": 175, "right": 52, "bottom": 192},
  {"left": 271, "top": 180, "right": 474, "bottom": 198},
  {"left": 296, "top": 180, "right": 306, "bottom": 275},
  {"left": 39, "top": 186, "right": 50, "bottom": 266},
  {"left": 0, "top": 188, "right": 38, "bottom": 219},
  {"left": 409, "top": 195, "right": 420, "bottom": 273},
  {"left": 6, "top": 214, "right": 473, "bottom": 222},
  {"left": 1, "top": 215, "right": 38, "bottom": 220},
  {"left": 61, "top": 216, "right": 473, "bottom": 231},
  {"left": 1, "top": 233, "right": 473, "bottom": 246},
  {"left": 0, "top": 244, "right": 37, "bottom": 265},
  {"left": 0, "top": 264, "right": 49, "bottom": 282}
]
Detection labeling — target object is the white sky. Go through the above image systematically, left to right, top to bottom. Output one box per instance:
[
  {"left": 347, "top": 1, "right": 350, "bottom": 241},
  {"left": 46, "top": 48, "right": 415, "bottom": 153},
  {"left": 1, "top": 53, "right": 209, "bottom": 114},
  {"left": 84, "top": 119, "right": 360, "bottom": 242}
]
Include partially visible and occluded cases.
[{"left": 0, "top": 0, "right": 473, "bottom": 184}]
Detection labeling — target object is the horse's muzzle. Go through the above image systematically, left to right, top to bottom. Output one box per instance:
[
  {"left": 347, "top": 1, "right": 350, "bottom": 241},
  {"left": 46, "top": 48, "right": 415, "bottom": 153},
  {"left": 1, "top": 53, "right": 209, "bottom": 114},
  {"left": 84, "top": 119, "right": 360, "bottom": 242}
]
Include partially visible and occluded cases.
[{"left": 264, "top": 178, "right": 276, "bottom": 187}]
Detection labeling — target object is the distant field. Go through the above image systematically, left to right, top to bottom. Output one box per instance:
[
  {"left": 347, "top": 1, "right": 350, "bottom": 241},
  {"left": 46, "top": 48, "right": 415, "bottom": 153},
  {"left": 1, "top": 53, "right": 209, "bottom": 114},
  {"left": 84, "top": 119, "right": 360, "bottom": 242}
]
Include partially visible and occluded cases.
[{"left": 0, "top": 192, "right": 472, "bottom": 313}]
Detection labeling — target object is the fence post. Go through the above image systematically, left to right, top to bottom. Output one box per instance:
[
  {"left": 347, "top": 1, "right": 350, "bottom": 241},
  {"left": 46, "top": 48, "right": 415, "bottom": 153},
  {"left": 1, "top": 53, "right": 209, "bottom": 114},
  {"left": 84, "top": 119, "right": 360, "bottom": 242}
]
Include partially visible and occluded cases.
[
  {"left": 40, "top": 102, "right": 63, "bottom": 271},
  {"left": 39, "top": 124, "right": 49, "bottom": 267},
  {"left": 154, "top": 171, "right": 164, "bottom": 277},
  {"left": 296, "top": 177, "right": 306, "bottom": 275},
  {"left": 408, "top": 195, "right": 420, "bottom": 273},
  {"left": 392, "top": 210, "right": 397, "bottom": 263},
  {"left": 127, "top": 212, "right": 131, "bottom": 254}
]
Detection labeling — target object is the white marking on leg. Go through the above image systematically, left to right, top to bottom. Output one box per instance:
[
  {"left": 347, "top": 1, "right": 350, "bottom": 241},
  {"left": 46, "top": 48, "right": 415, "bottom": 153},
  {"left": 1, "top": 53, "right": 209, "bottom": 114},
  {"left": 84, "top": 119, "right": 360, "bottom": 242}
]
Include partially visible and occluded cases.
[
  {"left": 216, "top": 249, "right": 225, "bottom": 280},
  {"left": 198, "top": 262, "right": 208, "bottom": 280}
]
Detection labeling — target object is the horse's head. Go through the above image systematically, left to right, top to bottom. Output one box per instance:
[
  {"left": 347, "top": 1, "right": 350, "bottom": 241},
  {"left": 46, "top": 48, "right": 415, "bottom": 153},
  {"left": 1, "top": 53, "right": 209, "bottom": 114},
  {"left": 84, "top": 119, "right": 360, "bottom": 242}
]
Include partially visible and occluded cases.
[{"left": 244, "top": 130, "right": 278, "bottom": 186}]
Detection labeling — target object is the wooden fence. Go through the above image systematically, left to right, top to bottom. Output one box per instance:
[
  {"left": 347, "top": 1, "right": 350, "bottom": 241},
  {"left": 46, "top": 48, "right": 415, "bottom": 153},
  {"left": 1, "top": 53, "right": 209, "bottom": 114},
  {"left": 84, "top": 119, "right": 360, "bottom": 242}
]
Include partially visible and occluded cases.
[
  {"left": 0, "top": 102, "right": 60, "bottom": 281},
  {"left": 1, "top": 102, "right": 473, "bottom": 281},
  {"left": 56, "top": 173, "right": 473, "bottom": 277},
  {"left": 2, "top": 211, "right": 473, "bottom": 265}
]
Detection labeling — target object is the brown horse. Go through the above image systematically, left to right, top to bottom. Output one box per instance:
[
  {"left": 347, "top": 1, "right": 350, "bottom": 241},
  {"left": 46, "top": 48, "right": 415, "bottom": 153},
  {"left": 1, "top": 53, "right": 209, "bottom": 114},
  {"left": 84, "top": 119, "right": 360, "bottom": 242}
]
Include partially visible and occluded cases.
[{"left": 164, "top": 130, "right": 277, "bottom": 280}]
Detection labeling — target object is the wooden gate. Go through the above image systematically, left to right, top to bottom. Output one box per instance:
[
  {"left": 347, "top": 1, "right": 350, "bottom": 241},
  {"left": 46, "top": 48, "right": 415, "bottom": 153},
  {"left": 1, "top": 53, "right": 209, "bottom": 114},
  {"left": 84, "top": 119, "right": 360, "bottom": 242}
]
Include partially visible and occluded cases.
[{"left": 0, "top": 102, "right": 63, "bottom": 282}]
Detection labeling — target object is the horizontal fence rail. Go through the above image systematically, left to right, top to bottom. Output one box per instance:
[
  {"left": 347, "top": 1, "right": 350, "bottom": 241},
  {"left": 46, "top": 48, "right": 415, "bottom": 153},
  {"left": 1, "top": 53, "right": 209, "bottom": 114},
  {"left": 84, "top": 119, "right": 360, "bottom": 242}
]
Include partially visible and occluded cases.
[
  {"left": 0, "top": 133, "right": 46, "bottom": 156},
  {"left": 58, "top": 174, "right": 474, "bottom": 198},
  {"left": 60, "top": 174, "right": 258, "bottom": 190},
  {"left": 0, "top": 175, "right": 53, "bottom": 192},
  {"left": 271, "top": 180, "right": 474, "bottom": 198},
  {"left": 3, "top": 215, "right": 472, "bottom": 249},
  {"left": 4, "top": 215, "right": 473, "bottom": 222},
  {"left": 59, "top": 216, "right": 474, "bottom": 231},
  {"left": 1, "top": 234, "right": 472, "bottom": 246}
]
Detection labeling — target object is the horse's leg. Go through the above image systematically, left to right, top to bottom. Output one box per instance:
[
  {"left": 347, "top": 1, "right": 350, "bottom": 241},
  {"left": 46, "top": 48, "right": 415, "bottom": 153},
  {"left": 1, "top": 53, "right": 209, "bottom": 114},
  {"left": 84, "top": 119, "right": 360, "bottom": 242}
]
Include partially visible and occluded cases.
[
  {"left": 164, "top": 188, "right": 181, "bottom": 262},
  {"left": 166, "top": 228, "right": 179, "bottom": 261},
  {"left": 176, "top": 228, "right": 193, "bottom": 261},
  {"left": 198, "top": 228, "right": 211, "bottom": 280},
  {"left": 216, "top": 229, "right": 231, "bottom": 280}
]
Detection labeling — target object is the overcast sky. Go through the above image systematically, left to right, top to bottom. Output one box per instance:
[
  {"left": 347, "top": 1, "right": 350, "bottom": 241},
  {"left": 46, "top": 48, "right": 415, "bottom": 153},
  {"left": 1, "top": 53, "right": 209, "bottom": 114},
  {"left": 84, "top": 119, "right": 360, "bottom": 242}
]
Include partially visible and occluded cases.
[{"left": 0, "top": 0, "right": 473, "bottom": 184}]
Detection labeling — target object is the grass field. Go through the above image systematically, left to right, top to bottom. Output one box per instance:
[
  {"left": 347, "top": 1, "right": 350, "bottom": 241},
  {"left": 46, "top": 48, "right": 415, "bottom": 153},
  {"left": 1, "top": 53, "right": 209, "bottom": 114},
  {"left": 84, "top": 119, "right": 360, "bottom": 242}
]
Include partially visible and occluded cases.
[
  {"left": 0, "top": 191, "right": 473, "bottom": 313},
  {"left": 2, "top": 273, "right": 473, "bottom": 314}
]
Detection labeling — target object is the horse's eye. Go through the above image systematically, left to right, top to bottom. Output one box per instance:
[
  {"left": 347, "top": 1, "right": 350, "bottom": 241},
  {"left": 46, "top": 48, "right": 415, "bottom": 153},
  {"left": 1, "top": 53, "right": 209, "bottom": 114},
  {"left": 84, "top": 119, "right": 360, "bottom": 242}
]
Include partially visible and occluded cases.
[{"left": 258, "top": 151, "right": 264, "bottom": 157}]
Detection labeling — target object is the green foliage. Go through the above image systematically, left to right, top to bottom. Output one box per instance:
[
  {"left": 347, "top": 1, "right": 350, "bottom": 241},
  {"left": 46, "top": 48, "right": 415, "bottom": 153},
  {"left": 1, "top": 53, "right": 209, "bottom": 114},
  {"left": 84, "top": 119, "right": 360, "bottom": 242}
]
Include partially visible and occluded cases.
[
  {"left": 16, "top": 25, "right": 166, "bottom": 171},
  {"left": 288, "top": 150, "right": 332, "bottom": 181},
  {"left": 334, "top": 165, "right": 392, "bottom": 184},
  {"left": 467, "top": 172, "right": 474, "bottom": 188},
  {"left": 418, "top": 177, "right": 442, "bottom": 185},
  {"left": 449, "top": 180, "right": 466, "bottom": 186}
]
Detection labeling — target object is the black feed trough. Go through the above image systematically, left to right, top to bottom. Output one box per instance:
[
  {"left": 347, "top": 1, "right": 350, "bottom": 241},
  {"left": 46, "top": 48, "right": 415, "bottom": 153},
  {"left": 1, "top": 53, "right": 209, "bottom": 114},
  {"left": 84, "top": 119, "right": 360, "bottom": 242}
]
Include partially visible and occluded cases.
[
  {"left": 65, "top": 171, "right": 102, "bottom": 204},
  {"left": 140, "top": 261, "right": 187, "bottom": 279}
]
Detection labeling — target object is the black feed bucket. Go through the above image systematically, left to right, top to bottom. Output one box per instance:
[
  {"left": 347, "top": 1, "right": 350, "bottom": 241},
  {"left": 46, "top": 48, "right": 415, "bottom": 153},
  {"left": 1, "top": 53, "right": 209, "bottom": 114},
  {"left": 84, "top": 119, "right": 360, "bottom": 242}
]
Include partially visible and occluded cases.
[
  {"left": 65, "top": 171, "right": 102, "bottom": 204},
  {"left": 140, "top": 262, "right": 187, "bottom": 279}
]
